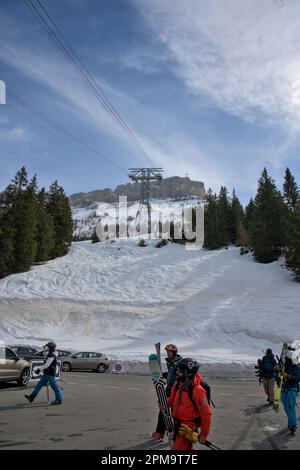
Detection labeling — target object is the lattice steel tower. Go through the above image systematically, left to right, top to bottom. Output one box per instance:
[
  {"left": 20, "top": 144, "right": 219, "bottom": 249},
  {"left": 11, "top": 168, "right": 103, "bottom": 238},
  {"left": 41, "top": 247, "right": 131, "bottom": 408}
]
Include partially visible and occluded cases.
[{"left": 128, "top": 168, "right": 163, "bottom": 233}]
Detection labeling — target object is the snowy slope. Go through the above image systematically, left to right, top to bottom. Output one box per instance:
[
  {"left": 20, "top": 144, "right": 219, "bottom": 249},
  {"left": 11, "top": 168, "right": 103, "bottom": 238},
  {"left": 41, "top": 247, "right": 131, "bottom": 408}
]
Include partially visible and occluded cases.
[{"left": 0, "top": 240, "right": 299, "bottom": 363}]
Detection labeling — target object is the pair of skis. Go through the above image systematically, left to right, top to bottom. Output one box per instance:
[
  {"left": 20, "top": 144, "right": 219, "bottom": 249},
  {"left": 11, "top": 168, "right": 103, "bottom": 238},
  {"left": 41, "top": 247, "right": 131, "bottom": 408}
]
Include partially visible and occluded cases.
[
  {"left": 273, "top": 343, "right": 288, "bottom": 412},
  {"left": 149, "top": 352, "right": 174, "bottom": 449}
]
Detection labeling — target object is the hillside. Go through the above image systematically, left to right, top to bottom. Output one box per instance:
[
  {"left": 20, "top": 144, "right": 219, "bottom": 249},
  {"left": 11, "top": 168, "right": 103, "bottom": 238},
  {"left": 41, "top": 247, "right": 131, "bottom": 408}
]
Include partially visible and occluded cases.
[{"left": 0, "top": 240, "right": 299, "bottom": 363}]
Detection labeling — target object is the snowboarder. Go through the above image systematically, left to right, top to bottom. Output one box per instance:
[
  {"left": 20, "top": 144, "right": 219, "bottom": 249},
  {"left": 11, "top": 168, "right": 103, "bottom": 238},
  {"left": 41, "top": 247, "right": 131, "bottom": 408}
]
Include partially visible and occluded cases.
[
  {"left": 25, "top": 342, "right": 62, "bottom": 405},
  {"left": 152, "top": 344, "right": 182, "bottom": 441},
  {"left": 259, "top": 349, "right": 277, "bottom": 404},
  {"left": 281, "top": 355, "right": 300, "bottom": 435},
  {"left": 166, "top": 357, "right": 212, "bottom": 450}
]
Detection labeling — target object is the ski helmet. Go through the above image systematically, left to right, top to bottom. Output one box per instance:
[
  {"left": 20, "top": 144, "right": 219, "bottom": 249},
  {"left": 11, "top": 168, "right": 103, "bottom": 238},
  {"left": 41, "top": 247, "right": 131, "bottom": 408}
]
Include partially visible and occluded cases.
[
  {"left": 286, "top": 340, "right": 300, "bottom": 365},
  {"left": 44, "top": 342, "right": 56, "bottom": 352},
  {"left": 165, "top": 344, "right": 178, "bottom": 353},
  {"left": 266, "top": 349, "right": 273, "bottom": 356},
  {"left": 175, "top": 358, "right": 199, "bottom": 379}
]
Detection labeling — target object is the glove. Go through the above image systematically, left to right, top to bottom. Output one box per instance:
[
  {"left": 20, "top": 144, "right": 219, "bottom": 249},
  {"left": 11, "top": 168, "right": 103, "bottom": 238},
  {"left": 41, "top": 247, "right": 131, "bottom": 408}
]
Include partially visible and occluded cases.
[
  {"left": 35, "top": 368, "right": 41, "bottom": 375},
  {"left": 276, "top": 377, "right": 281, "bottom": 387},
  {"left": 179, "top": 424, "right": 199, "bottom": 444},
  {"left": 198, "top": 434, "right": 207, "bottom": 445}
]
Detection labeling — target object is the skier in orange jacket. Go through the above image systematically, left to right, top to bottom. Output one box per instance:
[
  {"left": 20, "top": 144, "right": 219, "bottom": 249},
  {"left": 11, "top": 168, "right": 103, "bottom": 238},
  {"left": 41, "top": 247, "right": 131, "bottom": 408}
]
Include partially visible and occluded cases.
[{"left": 167, "top": 358, "right": 212, "bottom": 450}]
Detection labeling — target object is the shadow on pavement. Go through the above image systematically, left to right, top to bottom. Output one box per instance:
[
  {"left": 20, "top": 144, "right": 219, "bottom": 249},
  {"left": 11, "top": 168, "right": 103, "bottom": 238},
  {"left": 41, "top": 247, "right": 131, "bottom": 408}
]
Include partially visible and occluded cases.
[
  {"left": 251, "top": 427, "right": 295, "bottom": 450},
  {"left": 127, "top": 438, "right": 170, "bottom": 450}
]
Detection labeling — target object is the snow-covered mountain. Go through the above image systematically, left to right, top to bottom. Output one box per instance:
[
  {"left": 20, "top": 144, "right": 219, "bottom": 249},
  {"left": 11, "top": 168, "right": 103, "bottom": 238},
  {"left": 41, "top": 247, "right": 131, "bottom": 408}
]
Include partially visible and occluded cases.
[{"left": 0, "top": 239, "right": 299, "bottom": 363}]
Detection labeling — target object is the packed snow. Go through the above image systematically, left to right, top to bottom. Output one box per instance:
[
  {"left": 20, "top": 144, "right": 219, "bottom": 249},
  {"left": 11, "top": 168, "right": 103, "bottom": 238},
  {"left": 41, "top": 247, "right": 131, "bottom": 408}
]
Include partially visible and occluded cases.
[{"left": 0, "top": 238, "right": 299, "bottom": 364}]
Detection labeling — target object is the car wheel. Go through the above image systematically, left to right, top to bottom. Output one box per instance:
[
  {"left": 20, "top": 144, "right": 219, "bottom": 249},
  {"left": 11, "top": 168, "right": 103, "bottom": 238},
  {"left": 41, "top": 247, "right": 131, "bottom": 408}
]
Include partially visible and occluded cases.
[
  {"left": 62, "top": 362, "right": 71, "bottom": 372},
  {"left": 97, "top": 363, "right": 106, "bottom": 374},
  {"left": 17, "top": 368, "right": 30, "bottom": 387}
]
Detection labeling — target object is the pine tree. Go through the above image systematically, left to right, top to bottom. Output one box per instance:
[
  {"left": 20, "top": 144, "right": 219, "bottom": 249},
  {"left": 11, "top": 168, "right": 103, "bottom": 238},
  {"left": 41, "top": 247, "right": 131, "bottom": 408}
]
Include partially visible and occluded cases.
[
  {"left": 12, "top": 166, "right": 28, "bottom": 192},
  {"left": 251, "top": 168, "right": 285, "bottom": 263},
  {"left": 283, "top": 168, "right": 299, "bottom": 212},
  {"left": 12, "top": 174, "right": 38, "bottom": 272},
  {"left": 47, "top": 181, "right": 73, "bottom": 258},
  {"left": 216, "top": 186, "right": 231, "bottom": 247},
  {"left": 35, "top": 188, "right": 54, "bottom": 262},
  {"left": 204, "top": 189, "right": 220, "bottom": 249},
  {"left": 229, "top": 189, "right": 246, "bottom": 245},
  {"left": 0, "top": 190, "right": 15, "bottom": 278},
  {"left": 245, "top": 198, "right": 255, "bottom": 232},
  {"left": 286, "top": 202, "right": 300, "bottom": 281}
]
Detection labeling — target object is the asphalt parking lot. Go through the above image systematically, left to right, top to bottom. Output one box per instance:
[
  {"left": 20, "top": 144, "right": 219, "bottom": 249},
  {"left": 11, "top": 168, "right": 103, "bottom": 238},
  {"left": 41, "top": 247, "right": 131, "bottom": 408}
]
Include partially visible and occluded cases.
[{"left": 0, "top": 373, "right": 299, "bottom": 450}]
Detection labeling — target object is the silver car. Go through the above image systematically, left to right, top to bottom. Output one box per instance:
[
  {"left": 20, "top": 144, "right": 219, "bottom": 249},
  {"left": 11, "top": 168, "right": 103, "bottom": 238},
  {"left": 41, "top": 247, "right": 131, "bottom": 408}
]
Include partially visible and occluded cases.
[{"left": 61, "top": 351, "right": 109, "bottom": 373}]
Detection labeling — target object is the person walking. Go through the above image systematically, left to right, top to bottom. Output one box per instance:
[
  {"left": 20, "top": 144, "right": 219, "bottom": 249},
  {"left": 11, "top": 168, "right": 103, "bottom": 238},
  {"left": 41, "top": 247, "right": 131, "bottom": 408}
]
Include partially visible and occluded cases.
[
  {"left": 25, "top": 342, "right": 62, "bottom": 405},
  {"left": 260, "top": 349, "right": 277, "bottom": 404},
  {"left": 281, "top": 356, "right": 300, "bottom": 435},
  {"left": 167, "top": 358, "right": 212, "bottom": 450}
]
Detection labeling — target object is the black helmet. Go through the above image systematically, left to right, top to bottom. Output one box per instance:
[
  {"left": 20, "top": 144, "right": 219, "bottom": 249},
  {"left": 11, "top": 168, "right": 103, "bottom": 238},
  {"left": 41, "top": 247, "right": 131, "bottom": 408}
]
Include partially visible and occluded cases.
[
  {"left": 45, "top": 342, "right": 56, "bottom": 352},
  {"left": 266, "top": 349, "right": 272, "bottom": 355},
  {"left": 175, "top": 358, "right": 199, "bottom": 378}
]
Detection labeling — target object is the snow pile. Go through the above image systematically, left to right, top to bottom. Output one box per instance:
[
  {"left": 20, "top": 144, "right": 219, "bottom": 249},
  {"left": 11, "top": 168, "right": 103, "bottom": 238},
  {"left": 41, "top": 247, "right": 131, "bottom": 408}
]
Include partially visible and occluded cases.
[{"left": 0, "top": 240, "right": 299, "bottom": 364}]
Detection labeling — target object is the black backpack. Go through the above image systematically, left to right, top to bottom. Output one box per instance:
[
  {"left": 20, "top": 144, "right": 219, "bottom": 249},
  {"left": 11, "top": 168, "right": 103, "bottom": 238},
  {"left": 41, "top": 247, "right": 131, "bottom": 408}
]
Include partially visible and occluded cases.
[
  {"left": 174, "top": 379, "right": 215, "bottom": 410},
  {"left": 189, "top": 380, "right": 215, "bottom": 409}
]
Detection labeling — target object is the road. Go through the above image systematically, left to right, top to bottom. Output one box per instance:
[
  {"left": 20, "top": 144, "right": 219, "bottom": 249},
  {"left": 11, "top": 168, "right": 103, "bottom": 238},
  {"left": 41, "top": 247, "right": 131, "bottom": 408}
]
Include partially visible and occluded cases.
[{"left": 0, "top": 373, "right": 299, "bottom": 450}]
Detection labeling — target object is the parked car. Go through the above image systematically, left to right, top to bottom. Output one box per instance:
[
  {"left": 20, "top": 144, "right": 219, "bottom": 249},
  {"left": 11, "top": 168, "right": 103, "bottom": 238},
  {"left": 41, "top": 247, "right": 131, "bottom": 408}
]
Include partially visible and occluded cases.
[
  {"left": 10, "top": 345, "right": 37, "bottom": 357},
  {"left": 0, "top": 346, "right": 30, "bottom": 387},
  {"left": 34, "top": 349, "right": 72, "bottom": 359},
  {"left": 61, "top": 351, "right": 109, "bottom": 373}
]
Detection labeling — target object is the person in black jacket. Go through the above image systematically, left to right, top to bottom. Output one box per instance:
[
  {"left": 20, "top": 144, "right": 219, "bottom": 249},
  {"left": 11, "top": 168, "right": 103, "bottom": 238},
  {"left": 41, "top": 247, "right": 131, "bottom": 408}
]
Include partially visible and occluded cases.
[
  {"left": 25, "top": 342, "right": 62, "bottom": 405},
  {"left": 151, "top": 344, "right": 182, "bottom": 441},
  {"left": 260, "top": 349, "right": 277, "bottom": 404}
]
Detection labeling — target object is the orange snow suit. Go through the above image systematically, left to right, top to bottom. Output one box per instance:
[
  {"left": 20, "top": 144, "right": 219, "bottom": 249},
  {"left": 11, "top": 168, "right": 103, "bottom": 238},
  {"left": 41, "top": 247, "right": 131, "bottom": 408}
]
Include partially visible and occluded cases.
[{"left": 167, "top": 373, "right": 212, "bottom": 450}]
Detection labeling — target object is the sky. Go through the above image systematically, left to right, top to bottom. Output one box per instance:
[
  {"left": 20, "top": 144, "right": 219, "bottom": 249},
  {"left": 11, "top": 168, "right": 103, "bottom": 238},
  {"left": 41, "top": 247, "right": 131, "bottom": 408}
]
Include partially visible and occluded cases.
[{"left": 1, "top": 0, "right": 300, "bottom": 203}]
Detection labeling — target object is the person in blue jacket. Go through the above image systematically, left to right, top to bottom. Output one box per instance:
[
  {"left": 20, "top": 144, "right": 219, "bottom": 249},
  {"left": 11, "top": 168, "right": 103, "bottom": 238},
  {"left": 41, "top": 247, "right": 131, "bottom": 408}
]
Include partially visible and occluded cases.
[{"left": 281, "top": 357, "right": 300, "bottom": 435}]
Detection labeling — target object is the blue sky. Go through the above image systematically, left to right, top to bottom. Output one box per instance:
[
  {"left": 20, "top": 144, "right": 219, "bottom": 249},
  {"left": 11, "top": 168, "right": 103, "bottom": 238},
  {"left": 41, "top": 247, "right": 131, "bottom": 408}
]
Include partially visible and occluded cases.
[{"left": 1, "top": 0, "right": 300, "bottom": 203}]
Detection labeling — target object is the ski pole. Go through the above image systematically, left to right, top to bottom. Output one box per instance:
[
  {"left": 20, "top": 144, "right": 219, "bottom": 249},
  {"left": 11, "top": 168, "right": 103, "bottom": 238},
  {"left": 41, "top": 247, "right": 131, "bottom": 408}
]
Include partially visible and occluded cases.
[{"left": 205, "top": 440, "right": 222, "bottom": 451}]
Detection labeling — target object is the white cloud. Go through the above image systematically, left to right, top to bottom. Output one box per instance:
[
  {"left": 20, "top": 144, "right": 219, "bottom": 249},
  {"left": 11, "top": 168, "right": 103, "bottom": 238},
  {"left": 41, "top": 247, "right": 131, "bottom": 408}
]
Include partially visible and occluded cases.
[
  {"left": 133, "top": 0, "right": 300, "bottom": 131},
  {"left": 120, "top": 46, "right": 169, "bottom": 74},
  {"left": 0, "top": 126, "right": 31, "bottom": 142}
]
